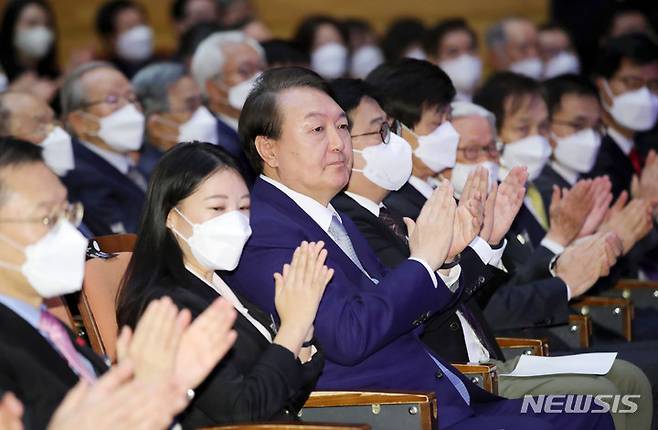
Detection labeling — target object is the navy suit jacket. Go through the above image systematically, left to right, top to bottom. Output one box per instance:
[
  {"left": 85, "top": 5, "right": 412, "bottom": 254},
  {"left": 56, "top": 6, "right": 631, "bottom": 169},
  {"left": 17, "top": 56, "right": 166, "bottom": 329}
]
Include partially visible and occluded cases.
[
  {"left": 215, "top": 117, "right": 256, "bottom": 186},
  {"left": 584, "top": 133, "right": 634, "bottom": 198},
  {"left": 61, "top": 139, "right": 145, "bottom": 235},
  {"left": 223, "top": 178, "right": 501, "bottom": 428}
]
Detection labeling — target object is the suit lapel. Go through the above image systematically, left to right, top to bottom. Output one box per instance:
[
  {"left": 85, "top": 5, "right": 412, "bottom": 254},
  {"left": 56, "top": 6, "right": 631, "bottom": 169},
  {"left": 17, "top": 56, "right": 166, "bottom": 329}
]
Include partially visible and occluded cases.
[
  {"left": 252, "top": 179, "right": 382, "bottom": 284},
  {"left": 0, "top": 303, "right": 80, "bottom": 387}
]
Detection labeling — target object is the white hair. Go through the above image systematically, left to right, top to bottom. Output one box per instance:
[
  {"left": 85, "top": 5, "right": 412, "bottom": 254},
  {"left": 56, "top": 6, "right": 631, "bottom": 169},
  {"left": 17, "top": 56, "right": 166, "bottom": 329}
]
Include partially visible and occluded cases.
[
  {"left": 191, "top": 31, "right": 265, "bottom": 97},
  {"left": 451, "top": 101, "right": 497, "bottom": 139}
]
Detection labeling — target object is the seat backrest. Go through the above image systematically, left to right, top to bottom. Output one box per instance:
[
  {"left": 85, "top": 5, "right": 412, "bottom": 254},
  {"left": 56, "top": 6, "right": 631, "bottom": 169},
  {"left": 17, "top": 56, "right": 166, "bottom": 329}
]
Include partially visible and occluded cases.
[
  {"left": 93, "top": 234, "right": 137, "bottom": 253},
  {"left": 78, "top": 253, "right": 132, "bottom": 361}
]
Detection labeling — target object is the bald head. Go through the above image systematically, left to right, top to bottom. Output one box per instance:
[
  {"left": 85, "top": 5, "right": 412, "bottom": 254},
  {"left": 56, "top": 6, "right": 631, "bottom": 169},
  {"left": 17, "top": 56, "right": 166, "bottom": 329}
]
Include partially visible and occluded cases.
[{"left": 0, "top": 92, "right": 55, "bottom": 144}]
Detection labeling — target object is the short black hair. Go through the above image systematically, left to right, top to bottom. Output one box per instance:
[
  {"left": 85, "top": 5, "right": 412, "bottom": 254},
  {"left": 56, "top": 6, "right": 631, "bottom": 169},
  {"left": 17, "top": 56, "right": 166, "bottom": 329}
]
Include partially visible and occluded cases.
[
  {"left": 95, "top": 0, "right": 145, "bottom": 38},
  {"left": 170, "top": 0, "right": 186, "bottom": 21},
  {"left": 603, "top": 4, "right": 652, "bottom": 39},
  {"left": 293, "top": 15, "right": 346, "bottom": 55},
  {"left": 382, "top": 18, "right": 426, "bottom": 62},
  {"left": 424, "top": 18, "right": 477, "bottom": 58},
  {"left": 176, "top": 21, "right": 223, "bottom": 61},
  {"left": 595, "top": 32, "right": 658, "bottom": 79},
  {"left": 260, "top": 39, "right": 309, "bottom": 67},
  {"left": 366, "top": 58, "right": 455, "bottom": 129},
  {"left": 239, "top": 67, "right": 335, "bottom": 173},
  {"left": 473, "top": 71, "right": 543, "bottom": 131},
  {"left": 543, "top": 73, "right": 599, "bottom": 117},
  {"left": 329, "top": 78, "right": 382, "bottom": 128},
  {"left": 0, "top": 137, "right": 44, "bottom": 205}
]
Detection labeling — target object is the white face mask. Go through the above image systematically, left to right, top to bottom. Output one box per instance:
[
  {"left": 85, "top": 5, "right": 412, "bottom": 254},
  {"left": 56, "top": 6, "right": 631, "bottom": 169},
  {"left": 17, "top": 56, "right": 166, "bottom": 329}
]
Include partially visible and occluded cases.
[
  {"left": 116, "top": 25, "right": 153, "bottom": 62},
  {"left": 14, "top": 26, "right": 54, "bottom": 59},
  {"left": 311, "top": 42, "right": 348, "bottom": 79},
  {"left": 350, "top": 45, "right": 384, "bottom": 79},
  {"left": 404, "top": 47, "right": 427, "bottom": 61},
  {"left": 543, "top": 51, "right": 580, "bottom": 79},
  {"left": 440, "top": 54, "right": 482, "bottom": 95},
  {"left": 509, "top": 57, "right": 543, "bottom": 80},
  {"left": 227, "top": 72, "right": 260, "bottom": 111},
  {"left": 603, "top": 81, "right": 658, "bottom": 131},
  {"left": 91, "top": 104, "right": 145, "bottom": 152},
  {"left": 178, "top": 106, "right": 218, "bottom": 144},
  {"left": 412, "top": 122, "right": 460, "bottom": 173},
  {"left": 41, "top": 126, "right": 74, "bottom": 176},
  {"left": 552, "top": 128, "right": 601, "bottom": 173},
  {"left": 353, "top": 132, "right": 413, "bottom": 191},
  {"left": 501, "top": 135, "right": 552, "bottom": 181},
  {"left": 450, "top": 160, "right": 499, "bottom": 198},
  {"left": 172, "top": 208, "right": 252, "bottom": 271},
  {"left": 0, "top": 220, "right": 88, "bottom": 298}
]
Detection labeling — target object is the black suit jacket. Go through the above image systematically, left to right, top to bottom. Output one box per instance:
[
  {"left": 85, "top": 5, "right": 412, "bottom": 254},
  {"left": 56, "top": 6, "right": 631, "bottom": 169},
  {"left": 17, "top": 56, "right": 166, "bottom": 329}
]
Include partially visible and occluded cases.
[
  {"left": 584, "top": 133, "right": 635, "bottom": 198},
  {"left": 61, "top": 139, "right": 146, "bottom": 235},
  {"left": 534, "top": 164, "right": 571, "bottom": 215},
  {"left": 383, "top": 182, "right": 427, "bottom": 221},
  {"left": 331, "top": 192, "right": 508, "bottom": 363},
  {"left": 117, "top": 269, "right": 323, "bottom": 429},
  {"left": 0, "top": 302, "right": 108, "bottom": 430}
]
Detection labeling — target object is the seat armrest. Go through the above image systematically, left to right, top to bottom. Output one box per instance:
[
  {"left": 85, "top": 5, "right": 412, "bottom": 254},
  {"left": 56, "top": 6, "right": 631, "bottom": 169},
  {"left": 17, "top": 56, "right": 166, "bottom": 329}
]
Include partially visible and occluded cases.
[
  {"left": 571, "top": 296, "right": 633, "bottom": 341},
  {"left": 496, "top": 337, "right": 549, "bottom": 356},
  {"left": 452, "top": 363, "right": 498, "bottom": 395}
]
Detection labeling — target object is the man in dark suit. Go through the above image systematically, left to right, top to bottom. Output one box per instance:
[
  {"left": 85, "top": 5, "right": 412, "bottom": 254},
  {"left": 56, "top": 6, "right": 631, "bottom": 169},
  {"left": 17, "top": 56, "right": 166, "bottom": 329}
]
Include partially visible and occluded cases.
[
  {"left": 190, "top": 31, "right": 266, "bottom": 185},
  {"left": 586, "top": 33, "right": 658, "bottom": 199},
  {"left": 59, "top": 62, "right": 147, "bottom": 235},
  {"left": 224, "top": 66, "right": 613, "bottom": 429},
  {"left": 328, "top": 77, "right": 652, "bottom": 430},
  {"left": 0, "top": 138, "right": 237, "bottom": 428}
]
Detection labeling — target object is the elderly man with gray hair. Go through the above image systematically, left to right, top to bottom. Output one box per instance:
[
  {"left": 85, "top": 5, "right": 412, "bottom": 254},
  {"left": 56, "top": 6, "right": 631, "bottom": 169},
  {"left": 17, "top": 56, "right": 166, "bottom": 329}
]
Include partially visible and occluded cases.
[
  {"left": 486, "top": 17, "right": 543, "bottom": 80},
  {"left": 191, "top": 30, "right": 264, "bottom": 169},
  {"left": 59, "top": 61, "right": 146, "bottom": 235},
  {"left": 132, "top": 61, "right": 216, "bottom": 177}
]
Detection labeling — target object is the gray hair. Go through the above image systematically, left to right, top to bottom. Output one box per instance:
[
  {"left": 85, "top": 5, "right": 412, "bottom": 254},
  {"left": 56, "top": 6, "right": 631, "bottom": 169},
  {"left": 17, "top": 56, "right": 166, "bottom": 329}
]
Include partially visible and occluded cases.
[
  {"left": 485, "top": 19, "right": 509, "bottom": 53},
  {"left": 190, "top": 30, "right": 264, "bottom": 97},
  {"left": 60, "top": 61, "right": 117, "bottom": 117},
  {"left": 132, "top": 62, "right": 186, "bottom": 117},
  {"left": 451, "top": 101, "right": 498, "bottom": 139}
]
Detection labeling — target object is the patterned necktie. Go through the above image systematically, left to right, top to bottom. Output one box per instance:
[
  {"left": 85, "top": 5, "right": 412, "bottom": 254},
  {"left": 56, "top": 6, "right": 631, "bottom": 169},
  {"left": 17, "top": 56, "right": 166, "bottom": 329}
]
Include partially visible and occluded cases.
[
  {"left": 127, "top": 165, "right": 148, "bottom": 192},
  {"left": 526, "top": 184, "right": 549, "bottom": 230},
  {"left": 378, "top": 205, "right": 408, "bottom": 245},
  {"left": 328, "top": 215, "right": 377, "bottom": 283},
  {"left": 457, "top": 304, "right": 497, "bottom": 359},
  {"left": 39, "top": 309, "right": 96, "bottom": 382}
]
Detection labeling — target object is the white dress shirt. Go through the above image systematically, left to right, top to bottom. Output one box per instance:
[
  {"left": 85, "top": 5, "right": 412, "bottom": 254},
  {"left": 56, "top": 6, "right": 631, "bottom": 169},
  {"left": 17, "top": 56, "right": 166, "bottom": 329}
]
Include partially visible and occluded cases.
[
  {"left": 607, "top": 127, "right": 634, "bottom": 156},
  {"left": 80, "top": 140, "right": 132, "bottom": 175}
]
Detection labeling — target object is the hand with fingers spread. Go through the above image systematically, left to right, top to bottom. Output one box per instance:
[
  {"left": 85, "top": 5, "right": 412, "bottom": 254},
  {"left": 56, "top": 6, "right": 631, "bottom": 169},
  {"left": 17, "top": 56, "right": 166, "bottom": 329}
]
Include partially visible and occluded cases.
[
  {"left": 487, "top": 166, "right": 527, "bottom": 245},
  {"left": 448, "top": 167, "right": 486, "bottom": 258},
  {"left": 578, "top": 176, "right": 613, "bottom": 238},
  {"left": 405, "top": 179, "right": 456, "bottom": 271},
  {"left": 545, "top": 179, "right": 594, "bottom": 246},
  {"left": 599, "top": 198, "right": 654, "bottom": 254},
  {"left": 555, "top": 232, "right": 622, "bottom": 298},
  {"left": 273, "top": 241, "right": 334, "bottom": 358},
  {"left": 116, "top": 297, "right": 188, "bottom": 383},
  {"left": 174, "top": 298, "right": 238, "bottom": 391},
  {"left": 48, "top": 361, "right": 187, "bottom": 430},
  {"left": 0, "top": 392, "right": 23, "bottom": 430}
]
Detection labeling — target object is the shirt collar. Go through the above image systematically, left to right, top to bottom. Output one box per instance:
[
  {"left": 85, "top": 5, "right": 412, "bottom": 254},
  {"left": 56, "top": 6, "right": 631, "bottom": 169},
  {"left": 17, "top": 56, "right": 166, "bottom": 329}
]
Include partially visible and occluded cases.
[
  {"left": 218, "top": 113, "right": 240, "bottom": 132},
  {"left": 607, "top": 127, "right": 634, "bottom": 156},
  {"left": 80, "top": 140, "right": 132, "bottom": 174},
  {"left": 549, "top": 160, "right": 579, "bottom": 186},
  {"left": 260, "top": 174, "right": 341, "bottom": 232},
  {"left": 407, "top": 176, "right": 434, "bottom": 199},
  {"left": 344, "top": 191, "right": 383, "bottom": 217},
  {"left": 0, "top": 294, "right": 41, "bottom": 329}
]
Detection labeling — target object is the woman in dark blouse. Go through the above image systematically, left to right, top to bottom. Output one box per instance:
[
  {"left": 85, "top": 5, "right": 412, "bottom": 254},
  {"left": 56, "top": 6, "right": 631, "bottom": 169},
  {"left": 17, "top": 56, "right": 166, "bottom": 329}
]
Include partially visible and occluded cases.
[{"left": 116, "top": 142, "right": 332, "bottom": 428}]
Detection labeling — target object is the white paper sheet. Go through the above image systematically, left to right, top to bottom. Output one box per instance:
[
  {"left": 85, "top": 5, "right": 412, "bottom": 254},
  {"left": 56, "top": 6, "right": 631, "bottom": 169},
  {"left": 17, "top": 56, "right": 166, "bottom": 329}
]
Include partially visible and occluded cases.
[{"left": 500, "top": 352, "right": 618, "bottom": 377}]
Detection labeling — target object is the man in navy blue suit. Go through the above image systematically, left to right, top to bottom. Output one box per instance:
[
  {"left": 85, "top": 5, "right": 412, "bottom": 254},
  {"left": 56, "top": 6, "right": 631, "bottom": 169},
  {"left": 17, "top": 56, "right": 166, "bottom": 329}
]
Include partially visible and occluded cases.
[
  {"left": 191, "top": 31, "right": 266, "bottom": 185},
  {"left": 60, "top": 61, "right": 147, "bottom": 236},
  {"left": 224, "top": 66, "right": 613, "bottom": 429}
]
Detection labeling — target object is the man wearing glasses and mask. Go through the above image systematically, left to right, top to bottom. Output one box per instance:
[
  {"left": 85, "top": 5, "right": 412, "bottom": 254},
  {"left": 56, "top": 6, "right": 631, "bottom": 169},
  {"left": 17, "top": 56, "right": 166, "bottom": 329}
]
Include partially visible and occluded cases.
[{"left": 60, "top": 61, "right": 147, "bottom": 235}]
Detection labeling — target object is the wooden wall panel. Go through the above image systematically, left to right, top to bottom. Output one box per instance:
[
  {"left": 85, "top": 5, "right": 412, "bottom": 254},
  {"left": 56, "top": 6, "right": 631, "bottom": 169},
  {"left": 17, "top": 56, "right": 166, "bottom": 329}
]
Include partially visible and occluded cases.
[{"left": 0, "top": 0, "right": 548, "bottom": 68}]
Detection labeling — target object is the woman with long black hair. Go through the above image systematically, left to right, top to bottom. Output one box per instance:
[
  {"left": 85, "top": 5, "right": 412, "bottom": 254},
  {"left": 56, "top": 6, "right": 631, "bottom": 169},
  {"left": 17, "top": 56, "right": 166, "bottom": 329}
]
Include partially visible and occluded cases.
[{"left": 116, "top": 141, "right": 331, "bottom": 428}]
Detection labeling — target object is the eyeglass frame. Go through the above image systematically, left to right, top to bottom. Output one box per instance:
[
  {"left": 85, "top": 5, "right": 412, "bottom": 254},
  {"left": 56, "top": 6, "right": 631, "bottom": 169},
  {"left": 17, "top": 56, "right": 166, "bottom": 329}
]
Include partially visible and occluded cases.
[
  {"left": 551, "top": 119, "right": 606, "bottom": 136},
  {"left": 350, "top": 121, "right": 391, "bottom": 145},
  {"left": 457, "top": 143, "right": 500, "bottom": 161},
  {"left": 0, "top": 202, "right": 84, "bottom": 228}
]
